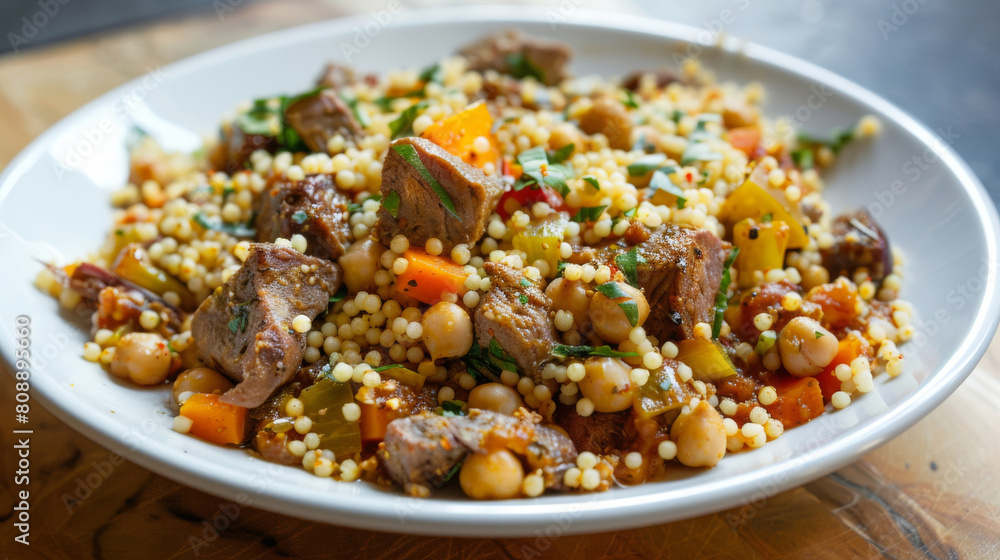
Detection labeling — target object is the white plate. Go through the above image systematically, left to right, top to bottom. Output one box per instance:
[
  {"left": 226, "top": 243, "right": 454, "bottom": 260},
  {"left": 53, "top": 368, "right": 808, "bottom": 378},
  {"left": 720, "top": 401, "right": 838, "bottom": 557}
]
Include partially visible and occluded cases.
[{"left": 1, "top": 7, "right": 998, "bottom": 537}]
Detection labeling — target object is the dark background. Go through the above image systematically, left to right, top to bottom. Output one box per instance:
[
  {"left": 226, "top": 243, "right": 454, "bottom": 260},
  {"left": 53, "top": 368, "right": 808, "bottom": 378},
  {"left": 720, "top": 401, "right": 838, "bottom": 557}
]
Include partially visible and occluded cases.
[{"left": 2, "top": 0, "right": 997, "bottom": 200}]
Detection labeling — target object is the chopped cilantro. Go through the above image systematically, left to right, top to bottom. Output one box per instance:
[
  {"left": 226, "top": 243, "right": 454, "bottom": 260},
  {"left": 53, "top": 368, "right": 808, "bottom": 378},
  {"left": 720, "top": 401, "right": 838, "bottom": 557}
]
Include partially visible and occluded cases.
[
  {"left": 389, "top": 101, "right": 428, "bottom": 138},
  {"left": 391, "top": 143, "right": 460, "bottom": 220},
  {"left": 582, "top": 176, "right": 600, "bottom": 191},
  {"left": 382, "top": 190, "right": 401, "bottom": 218},
  {"left": 571, "top": 205, "right": 608, "bottom": 223},
  {"left": 193, "top": 212, "right": 256, "bottom": 237},
  {"left": 615, "top": 247, "right": 646, "bottom": 288},
  {"left": 712, "top": 247, "right": 740, "bottom": 339},
  {"left": 595, "top": 282, "right": 639, "bottom": 327},
  {"left": 552, "top": 344, "right": 639, "bottom": 358}
]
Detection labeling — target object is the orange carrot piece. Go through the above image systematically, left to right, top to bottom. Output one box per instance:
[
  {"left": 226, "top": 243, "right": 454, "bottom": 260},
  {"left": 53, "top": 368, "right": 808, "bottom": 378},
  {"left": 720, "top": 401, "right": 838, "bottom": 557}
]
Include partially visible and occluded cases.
[
  {"left": 421, "top": 101, "right": 500, "bottom": 170},
  {"left": 728, "top": 126, "right": 761, "bottom": 155},
  {"left": 395, "top": 248, "right": 468, "bottom": 305},
  {"left": 806, "top": 278, "right": 860, "bottom": 330},
  {"left": 816, "top": 334, "right": 869, "bottom": 401},
  {"left": 764, "top": 376, "right": 824, "bottom": 428},
  {"left": 179, "top": 393, "right": 247, "bottom": 445},
  {"left": 358, "top": 402, "right": 398, "bottom": 443}
]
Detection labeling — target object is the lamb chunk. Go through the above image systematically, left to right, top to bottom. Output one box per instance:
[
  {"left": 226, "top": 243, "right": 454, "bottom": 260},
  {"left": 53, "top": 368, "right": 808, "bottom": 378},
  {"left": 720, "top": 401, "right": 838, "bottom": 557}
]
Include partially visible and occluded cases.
[
  {"left": 458, "top": 29, "right": 572, "bottom": 86},
  {"left": 315, "top": 63, "right": 356, "bottom": 90},
  {"left": 621, "top": 69, "right": 677, "bottom": 91},
  {"left": 284, "top": 89, "right": 364, "bottom": 153},
  {"left": 579, "top": 97, "right": 633, "bottom": 150},
  {"left": 223, "top": 122, "right": 277, "bottom": 174},
  {"left": 376, "top": 137, "right": 504, "bottom": 252},
  {"left": 256, "top": 174, "right": 351, "bottom": 260},
  {"left": 821, "top": 209, "right": 893, "bottom": 282},
  {"left": 617, "top": 224, "right": 729, "bottom": 341},
  {"left": 190, "top": 244, "right": 341, "bottom": 408},
  {"left": 474, "top": 261, "right": 559, "bottom": 382},
  {"left": 553, "top": 408, "right": 630, "bottom": 455},
  {"left": 379, "top": 409, "right": 577, "bottom": 496}
]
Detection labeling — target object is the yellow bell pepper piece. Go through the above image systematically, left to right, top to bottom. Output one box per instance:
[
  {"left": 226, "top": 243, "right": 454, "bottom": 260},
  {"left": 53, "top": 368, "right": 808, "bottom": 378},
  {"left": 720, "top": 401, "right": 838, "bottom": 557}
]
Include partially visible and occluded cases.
[
  {"left": 719, "top": 179, "right": 808, "bottom": 248},
  {"left": 732, "top": 218, "right": 791, "bottom": 288},
  {"left": 675, "top": 339, "right": 737, "bottom": 382}
]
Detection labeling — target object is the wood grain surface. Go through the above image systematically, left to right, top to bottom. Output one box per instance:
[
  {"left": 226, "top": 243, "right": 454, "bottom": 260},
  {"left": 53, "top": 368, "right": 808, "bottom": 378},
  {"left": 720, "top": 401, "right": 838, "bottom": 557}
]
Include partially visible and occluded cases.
[{"left": 1, "top": 1, "right": 999, "bottom": 558}]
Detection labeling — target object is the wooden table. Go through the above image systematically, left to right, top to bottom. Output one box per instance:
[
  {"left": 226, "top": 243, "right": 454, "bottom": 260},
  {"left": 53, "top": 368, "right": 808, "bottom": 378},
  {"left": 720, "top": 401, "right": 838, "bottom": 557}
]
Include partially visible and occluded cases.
[{"left": 2, "top": 1, "right": 999, "bottom": 557}]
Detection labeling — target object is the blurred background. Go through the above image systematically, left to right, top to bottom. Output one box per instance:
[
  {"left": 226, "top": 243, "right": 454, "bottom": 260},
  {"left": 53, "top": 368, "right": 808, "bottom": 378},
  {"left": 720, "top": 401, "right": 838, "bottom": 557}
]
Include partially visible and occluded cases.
[{"left": 1, "top": 0, "right": 997, "bottom": 199}]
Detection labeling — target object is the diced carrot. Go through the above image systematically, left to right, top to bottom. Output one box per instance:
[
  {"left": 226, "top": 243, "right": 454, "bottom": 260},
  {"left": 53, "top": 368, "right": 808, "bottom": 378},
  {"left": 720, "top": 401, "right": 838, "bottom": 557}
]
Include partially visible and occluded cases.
[
  {"left": 421, "top": 101, "right": 500, "bottom": 170},
  {"left": 728, "top": 126, "right": 761, "bottom": 155},
  {"left": 395, "top": 248, "right": 468, "bottom": 305},
  {"left": 816, "top": 334, "right": 869, "bottom": 401},
  {"left": 764, "top": 376, "right": 824, "bottom": 428},
  {"left": 179, "top": 393, "right": 247, "bottom": 445},
  {"left": 358, "top": 401, "right": 398, "bottom": 443}
]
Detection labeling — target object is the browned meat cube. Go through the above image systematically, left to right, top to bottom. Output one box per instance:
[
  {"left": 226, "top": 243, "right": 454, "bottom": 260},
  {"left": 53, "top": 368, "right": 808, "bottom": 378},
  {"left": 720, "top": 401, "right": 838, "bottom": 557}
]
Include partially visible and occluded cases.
[
  {"left": 459, "top": 29, "right": 572, "bottom": 86},
  {"left": 315, "top": 63, "right": 356, "bottom": 90},
  {"left": 621, "top": 69, "right": 677, "bottom": 91},
  {"left": 284, "top": 89, "right": 364, "bottom": 153},
  {"left": 579, "top": 97, "right": 633, "bottom": 150},
  {"left": 223, "top": 122, "right": 277, "bottom": 174},
  {"left": 375, "top": 137, "right": 504, "bottom": 251},
  {"left": 256, "top": 174, "right": 351, "bottom": 260},
  {"left": 821, "top": 209, "right": 893, "bottom": 282},
  {"left": 618, "top": 224, "right": 729, "bottom": 341},
  {"left": 190, "top": 244, "right": 341, "bottom": 408},
  {"left": 474, "top": 261, "right": 559, "bottom": 382},
  {"left": 553, "top": 407, "right": 631, "bottom": 455},
  {"left": 379, "top": 409, "right": 577, "bottom": 496}
]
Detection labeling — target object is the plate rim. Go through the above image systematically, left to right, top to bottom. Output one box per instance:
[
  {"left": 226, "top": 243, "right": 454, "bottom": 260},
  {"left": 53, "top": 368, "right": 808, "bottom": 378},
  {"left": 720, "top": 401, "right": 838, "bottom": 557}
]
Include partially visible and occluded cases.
[{"left": 2, "top": 6, "right": 999, "bottom": 537}]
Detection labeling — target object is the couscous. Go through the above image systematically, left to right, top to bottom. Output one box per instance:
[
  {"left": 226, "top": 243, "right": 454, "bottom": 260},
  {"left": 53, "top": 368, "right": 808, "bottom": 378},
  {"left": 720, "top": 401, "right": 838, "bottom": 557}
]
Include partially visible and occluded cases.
[{"left": 38, "top": 30, "right": 910, "bottom": 499}]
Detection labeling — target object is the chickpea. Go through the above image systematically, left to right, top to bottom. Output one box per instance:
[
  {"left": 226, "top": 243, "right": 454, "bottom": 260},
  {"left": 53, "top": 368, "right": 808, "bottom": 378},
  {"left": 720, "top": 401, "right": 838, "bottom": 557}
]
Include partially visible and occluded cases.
[
  {"left": 548, "top": 122, "right": 584, "bottom": 153},
  {"left": 337, "top": 235, "right": 385, "bottom": 293},
  {"left": 544, "top": 277, "right": 590, "bottom": 328},
  {"left": 588, "top": 282, "right": 649, "bottom": 344},
  {"left": 421, "top": 302, "right": 473, "bottom": 360},
  {"left": 778, "top": 317, "right": 838, "bottom": 377},
  {"left": 111, "top": 332, "right": 173, "bottom": 385},
  {"left": 578, "top": 357, "right": 635, "bottom": 412},
  {"left": 172, "top": 367, "right": 234, "bottom": 403},
  {"left": 468, "top": 383, "right": 524, "bottom": 415},
  {"left": 670, "top": 399, "right": 727, "bottom": 468},
  {"left": 459, "top": 449, "right": 525, "bottom": 500}
]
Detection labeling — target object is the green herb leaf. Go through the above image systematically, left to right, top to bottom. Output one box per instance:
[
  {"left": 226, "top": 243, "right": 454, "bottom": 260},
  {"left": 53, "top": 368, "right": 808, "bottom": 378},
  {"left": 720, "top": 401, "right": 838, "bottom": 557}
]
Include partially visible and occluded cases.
[
  {"left": 505, "top": 52, "right": 545, "bottom": 82},
  {"left": 418, "top": 62, "right": 444, "bottom": 84},
  {"left": 373, "top": 88, "right": 426, "bottom": 111},
  {"left": 622, "top": 90, "right": 639, "bottom": 109},
  {"left": 343, "top": 95, "right": 371, "bottom": 128},
  {"left": 389, "top": 101, "right": 428, "bottom": 139},
  {"left": 670, "top": 109, "right": 684, "bottom": 123},
  {"left": 797, "top": 127, "right": 855, "bottom": 154},
  {"left": 681, "top": 142, "right": 722, "bottom": 165},
  {"left": 391, "top": 143, "right": 460, "bottom": 220},
  {"left": 549, "top": 143, "right": 575, "bottom": 164},
  {"left": 791, "top": 148, "right": 814, "bottom": 170},
  {"left": 627, "top": 154, "right": 668, "bottom": 176},
  {"left": 649, "top": 169, "right": 687, "bottom": 209},
  {"left": 582, "top": 176, "right": 600, "bottom": 191},
  {"left": 382, "top": 190, "right": 401, "bottom": 218},
  {"left": 348, "top": 194, "right": 381, "bottom": 214},
  {"left": 571, "top": 205, "right": 607, "bottom": 223},
  {"left": 291, "top": 210, "right": 308, "bottom": 224},
  {"left": 193, "top": 212, "right": 256, "bottom": 237},
  {"left": 761, "top": 212, "right": 773, "bottom": 223},
  {"left": 712, "top": 246, "right": 740, "bottom": 339},
  {"left": 615, "top": 247, "right": 646, "bottom": 288},
  {"left": 554, "top": 261, "right": 568, "bottom": 278},
  {"left": 595, "top": 282, "right": 639, "bottom": 327},
  {"left": 329, "top": 284, "right": 348, "bottom": 304},
  {"left": 518, "top": 294, "right": 529, "bottom": 305},
  {"left": 227, "top": 300, "right": 254, "bottom": 334},
  {"left": 755, "top": 329, "right": 777, "bottom": 355},
  {"left": 814, "top": 331, "right": 824, "bottom": 339},
  {"left": 488, "top": 338, "right": 519, "bottom": 373},
  {"left": 551, "top": 344, "right": 639, "bottom": 358},
  {"left": 439, "top": 400, "right": 466, "bottom": 417},
  {"left": 443, "top": 459, "right": 463, "bottom": 482}
]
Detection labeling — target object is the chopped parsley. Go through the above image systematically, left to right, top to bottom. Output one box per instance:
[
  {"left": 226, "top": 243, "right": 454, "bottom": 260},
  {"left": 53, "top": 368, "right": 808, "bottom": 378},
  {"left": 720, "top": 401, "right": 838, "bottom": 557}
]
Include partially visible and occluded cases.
[
  {"left": 504, "top": 52, "right": 545, "bottom": 82},
  {"left": 418, "top": 62, "right": 444, "bottom": 84},
  {"left": 235, "top": 87, "right": 326, "bottom": 152},
  {"left": 622, "top": 90, "right": 639, "bottom": 109},
  {"left": 342, "top": 95, "right": 371, "bottom": 128},
  {"left": 389, "top": 101, "right": 428, "bottom": 138},
  {"left": 797, "top": 127, "right": 856, "bottom": 154},
  {"left": 680, "top": 142, "right": 722, "bottom": 165},
  {"left": 391, "top": 143, "right": 460, "bottom": 220},
  {"left": 549, "top": 143, "right": 575, "bottom": 164},
  {"left": 513, "top": 146, "right": 570, "bottom": 197},
  {"left": 791, "top": 148, "right": 814, "bottom": 170},
  {"left": 627, "top": 154, "right": 670, "bottom": 176},
  {"left": 649, "top": 168, "right": 687, "bottom": 209},
  {"left": 582, "top": 176, "right": 601, "bottom": 191},
  {"left": 382, "top": 190, "right": 401, "bottom": 218},
  {"left": 347, "top": 194, "right": 381, "bottom": 214},
  {"left": 571, "top": 205, "right": 608, "bottom": 223},
  {"left": 193, "top": 212, "right": 256, "bottom": 237},
  {"left": 761, "top": 212, "right": 773, "bottom": 223},
  {"left": 615, "top": 247, "right": 646, "bottom": 288},
  {"left": 712, "top": 247, "right": 740, "bottom": 339},
  {"left": 595, "top": 282, "right": 639, "bottom": 327},
  {"left": 329, "top": 284, "right": 348, "bottom": 304},
  {"left": 518, "top": 294, "right": 529, "bottom": 305},
  {"left": 227, "top": 299, "right": 254, "bottom": 334},
  {"left": 814, "top": 331, "right": 825, "bottom": 339},
  {"left": 461, "top": 337, "right": 519, "bottom": 383},
  {"left": 552, "top": 344, "right": 639, "bottom": 358},
  {"left": 439, "top": 399, "right": 466, "bottom": 417}
]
